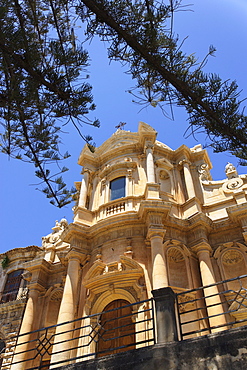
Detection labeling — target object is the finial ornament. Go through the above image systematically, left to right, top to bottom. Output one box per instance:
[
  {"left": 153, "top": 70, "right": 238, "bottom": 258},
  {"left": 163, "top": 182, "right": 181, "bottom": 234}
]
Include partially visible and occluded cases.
[{"left": 225, "top": 162, "right": 238, "bottom": 179}]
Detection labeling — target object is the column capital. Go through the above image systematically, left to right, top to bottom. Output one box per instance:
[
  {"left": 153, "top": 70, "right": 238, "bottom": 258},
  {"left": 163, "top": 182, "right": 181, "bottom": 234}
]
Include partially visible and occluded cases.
[
  {"left": 144, "top": 142, "right": 154, "bottom": 151},
  {"left": 178, "top": 158, "right": 191, "bottom": 167},
  {"left": 81, "top": 168, "right": 91, "bottom": 176},
  {"left": 147, "top": 227, "right": 166, "bottom": 240},
  {"left": 191, "top": 241, "right": 212, "bottom": 255},
  {"left": 66, "top": 248, "right": 90, "bottom": 264},
  {"left": 27, "top": 283, "right": 46, "bottom": 295}
]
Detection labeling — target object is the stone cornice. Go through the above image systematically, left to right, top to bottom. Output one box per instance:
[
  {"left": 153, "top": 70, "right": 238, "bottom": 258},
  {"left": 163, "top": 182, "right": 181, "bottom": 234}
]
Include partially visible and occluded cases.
[
  {"left": 138, "top": 121, "right": 157, "bottom": 147},
  {"left": 227, "top": 203, "right": 247, "bottom": 223},
  {"left": 187, "top": 212, "right": 213, "bottom": 232},
  {"left": 0, "top": 245, "right": 42, "bottom": 260},
  {"left": 21, "top": 257, "right": 51, "bottom": 274}
]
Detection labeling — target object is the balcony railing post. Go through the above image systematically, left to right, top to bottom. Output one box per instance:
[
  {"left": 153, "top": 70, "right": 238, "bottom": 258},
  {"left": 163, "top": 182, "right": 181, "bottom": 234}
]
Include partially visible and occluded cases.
[{"left": 152, "top": 287, "right": 178, "bottom": 343}]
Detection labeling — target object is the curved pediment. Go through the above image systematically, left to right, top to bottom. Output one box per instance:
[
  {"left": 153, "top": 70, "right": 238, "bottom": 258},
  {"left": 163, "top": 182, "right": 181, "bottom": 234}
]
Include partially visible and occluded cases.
[
  {"left": 99, "top": 159, "right": 137, "bottom": 179},
  {"left": 83, "top": 256, "right": 144, "bottom": 292}
]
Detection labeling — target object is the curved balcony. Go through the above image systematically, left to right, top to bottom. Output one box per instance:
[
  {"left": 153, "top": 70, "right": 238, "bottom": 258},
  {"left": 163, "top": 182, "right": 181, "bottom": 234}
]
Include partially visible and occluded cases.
[
  {"left": 74, "top": 196, "right": 144, "bottom": 226},
  {"left": 95, "top": 196, "right": 144, "bottom": 222}
]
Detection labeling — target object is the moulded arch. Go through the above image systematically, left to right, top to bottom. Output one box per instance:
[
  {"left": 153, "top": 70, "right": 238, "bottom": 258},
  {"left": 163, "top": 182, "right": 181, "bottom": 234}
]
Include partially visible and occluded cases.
[
  {"left": 159, "top": 169, "right": 172, "bottom": 195},
  {"left": 164, "top": 240, "right": 193, "bottom": 290},
  {"left": 214, "top": 243, "right": 247, "bottom": 293},
  {"left": 214, "top": 243, "right": 247, "bottom": 282},
  {"left": 83, "top": 256, "right": 144, "bottom": 316},
  {"left": 44, "top": 288, "right": 63, "bottom": 328},
  {"left": 90, "top": 288, "right": 136, "bottom": 315}
]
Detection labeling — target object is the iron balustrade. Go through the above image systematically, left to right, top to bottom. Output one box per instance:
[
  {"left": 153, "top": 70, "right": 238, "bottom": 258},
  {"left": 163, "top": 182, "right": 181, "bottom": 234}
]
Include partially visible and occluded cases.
[
  {"left": 176, "top": 274, "right": 247, "bottom": 340},
  {"left": 2, "top": 276, "right": 247, "bottom": 369},
  {"left": 4, "top": 298, "right": 155, "bottom": 369}
]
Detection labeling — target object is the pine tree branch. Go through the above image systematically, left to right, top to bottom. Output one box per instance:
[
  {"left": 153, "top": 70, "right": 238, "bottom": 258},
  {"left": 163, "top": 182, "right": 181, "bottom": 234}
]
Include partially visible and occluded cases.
[{"left": 81, "top": 0, "right": 247, "bottom": 147}]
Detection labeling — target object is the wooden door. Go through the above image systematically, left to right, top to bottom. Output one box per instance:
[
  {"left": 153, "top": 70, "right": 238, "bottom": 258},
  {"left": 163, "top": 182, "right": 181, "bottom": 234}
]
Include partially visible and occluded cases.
[{"left": 97, "top": 299, "right": 135, "bottom": 357}]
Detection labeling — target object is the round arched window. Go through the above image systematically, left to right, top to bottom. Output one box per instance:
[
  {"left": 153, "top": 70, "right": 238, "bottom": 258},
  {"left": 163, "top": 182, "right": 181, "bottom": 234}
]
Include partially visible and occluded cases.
[{"left": 110, "top": 177, "right": 126, "bottom": 201}]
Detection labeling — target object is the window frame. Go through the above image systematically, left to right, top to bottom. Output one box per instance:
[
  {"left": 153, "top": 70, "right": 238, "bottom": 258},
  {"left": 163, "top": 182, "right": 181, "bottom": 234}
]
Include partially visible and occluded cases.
[
  {"left": 109, "top": 177, "right": 126, "bottom": 201},
  {"left": 1, "top": 269, "right": 24, "bottom": 303}
]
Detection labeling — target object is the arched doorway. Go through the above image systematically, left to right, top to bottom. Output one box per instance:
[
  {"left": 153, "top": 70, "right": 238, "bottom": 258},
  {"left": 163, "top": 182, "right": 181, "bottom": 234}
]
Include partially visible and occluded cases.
[{"left": 97, "top": 299, "right": 135, "bottom": 357}]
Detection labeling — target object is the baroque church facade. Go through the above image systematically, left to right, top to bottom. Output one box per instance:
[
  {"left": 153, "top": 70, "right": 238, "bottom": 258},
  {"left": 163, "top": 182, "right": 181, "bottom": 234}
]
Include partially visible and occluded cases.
[{"left": 0, "top": 122, "right": 247, "bottom": 368}]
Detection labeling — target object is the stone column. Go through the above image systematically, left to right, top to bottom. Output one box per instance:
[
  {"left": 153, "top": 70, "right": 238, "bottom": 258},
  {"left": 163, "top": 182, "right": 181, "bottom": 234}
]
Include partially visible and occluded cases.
[
  {"left": 145, "top": 143, "right": 155, "bottom": 183},
  {"left": 180, "top": 159, "right": 195, "bottom": 199},
  {"left": 78, "top": 169, "right": 90, "bottom": 208},
  {"left": 127, "top": 169, "right": 133, "bottom": 196},
  {"left": 90, "top": 174, "right": 98, "bottom": 210},
  {"left": 148, "top": 228, "right": 168, "bottom": 290},
  {"left": 194, "top": 243, "right": 227, "bottom": 332},
  {"left": 50, "top": 250, "right": 82, "bottom": 367},
  {"left": 11, "top": 287, "right": 40, "bottom": 370},
  {"left": 152, "top": 287, "right": 178, "bottom": 343}
]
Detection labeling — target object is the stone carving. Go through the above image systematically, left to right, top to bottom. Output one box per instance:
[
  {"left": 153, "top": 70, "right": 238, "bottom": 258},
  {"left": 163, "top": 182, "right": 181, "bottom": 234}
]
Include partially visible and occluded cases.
[
  {"left": 145, "top": 142, "right": 154, "bottom": 151},
  {"left": 178, "top": 159, "right": 191, "bottom": 167},
  {"left": 225, "top": 162, "right": 238, "bottom": 179},
  {"left": 198, "top": 163, "right": 211, "bottom": 182},
  {"left": 127, "top": 169, "right": 133, "bottom": 178},
  {"left": 159, "top": 170, "right": 170, "bottom": 180},
  {"left": 222, "top": 177, "right": 243, "bottom": 193},
  {"left": 148, "top": 213, "right": 163, "bottom": 227},
  {"left": 42, "top": 218, "right": 68, "bottom": 248},
  {"left": 124, "top": 244, "right": 133, "bottom": 259},
  {"left": 95, "top": 248, "right": 102, "bottom": 262},
  {"left": 168, "top": 248, "right": 185, "bottom": 263},
  {"left": 222, "top": 250, "right": 243, "bottom": 265},
  {"left": 22, "top": 271, "right": 32, "bottom": 282},
  {"left": 16, "top": 287, "right": 28, "bottom": 300},
  {"left": 177, "top": 294, "right": 196, "bottom": 313}
]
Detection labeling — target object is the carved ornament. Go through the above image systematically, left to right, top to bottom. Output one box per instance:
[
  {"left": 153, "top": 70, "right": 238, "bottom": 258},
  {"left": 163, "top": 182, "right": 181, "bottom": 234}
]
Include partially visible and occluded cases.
[
  {"left": 225, "top": 162, "right": 238, "bottom": 179},
  {"left": 198, "top": 163, "right": 211, "bottom": 182},
  {"left": 222, "top": 177, "right": 244, "bottom": 193},
  {"left": 42, "top": 219, "right": 68, "bottom": 248},
  {"left": 222, "top": 250, "right": 243, "bottom": 265},
  {"left": 83, "top": 256, "right": 144, "bottom": 294}
]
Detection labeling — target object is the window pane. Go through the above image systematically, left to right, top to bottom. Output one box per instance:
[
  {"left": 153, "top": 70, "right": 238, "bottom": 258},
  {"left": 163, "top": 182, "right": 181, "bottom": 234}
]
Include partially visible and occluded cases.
[
  {"left": 110, "top": 177, "right": 126, "bottom": 201},
  {"left": 1, "top": 269, "right": 23, "bottom": 303}
]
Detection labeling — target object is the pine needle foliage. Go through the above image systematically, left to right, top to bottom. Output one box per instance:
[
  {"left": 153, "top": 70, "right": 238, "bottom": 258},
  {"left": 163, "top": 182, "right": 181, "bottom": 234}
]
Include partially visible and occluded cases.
[
  {"left": 0, "top": 0, "right": 99, "bottom": 207},
  {"left": 1, "top": 0, "right": 247, "bottom": 208},
  {"left": 79, "top": 0, "right": 247, "bottom": 163}
]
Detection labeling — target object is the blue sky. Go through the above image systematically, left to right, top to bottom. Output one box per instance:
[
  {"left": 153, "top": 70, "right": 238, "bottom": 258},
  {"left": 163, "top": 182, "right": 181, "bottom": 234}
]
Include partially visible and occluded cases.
[{"left": 0, "top": 0, "right": 247, "bottom": 254}]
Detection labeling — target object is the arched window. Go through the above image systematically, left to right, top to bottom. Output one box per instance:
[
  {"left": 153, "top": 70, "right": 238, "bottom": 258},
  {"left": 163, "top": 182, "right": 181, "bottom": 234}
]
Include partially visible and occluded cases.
[
  {"left": 110, "top": 177, "right": 126, "bottom": 201},
  {"left": 1, "top": 269, "right": 23, "bottom": 303}
]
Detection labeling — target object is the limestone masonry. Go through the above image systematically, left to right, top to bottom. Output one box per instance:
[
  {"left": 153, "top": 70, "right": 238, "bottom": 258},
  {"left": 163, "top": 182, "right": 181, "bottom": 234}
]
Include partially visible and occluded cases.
[{"left": 1, "top": 122, "right": 247, "bottom": 368}]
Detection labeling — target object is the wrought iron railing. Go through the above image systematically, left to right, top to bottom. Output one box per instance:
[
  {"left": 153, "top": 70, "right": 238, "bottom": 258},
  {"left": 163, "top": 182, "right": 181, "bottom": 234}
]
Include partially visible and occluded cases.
[
  {"left": 176, "top": 274, "right": 247, "bottom": 340},
  {"left": 2, "top": 276, "right": 247, "bottom": 369},
  {"left": 5, "top": 298, "right": 154, "bottom": 369}
]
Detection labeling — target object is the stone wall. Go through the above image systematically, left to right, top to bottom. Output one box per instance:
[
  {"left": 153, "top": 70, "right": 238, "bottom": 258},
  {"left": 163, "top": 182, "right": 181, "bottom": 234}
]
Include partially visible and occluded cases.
[{"left": 55, "top": 326, "right": 247, "bottom": 370}]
